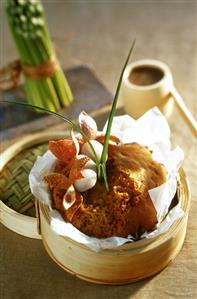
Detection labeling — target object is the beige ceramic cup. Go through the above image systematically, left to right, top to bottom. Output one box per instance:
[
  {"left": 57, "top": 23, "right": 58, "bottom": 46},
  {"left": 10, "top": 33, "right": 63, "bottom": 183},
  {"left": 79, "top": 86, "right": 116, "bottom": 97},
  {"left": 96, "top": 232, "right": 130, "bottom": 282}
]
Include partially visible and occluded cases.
[{"left": 120, "top": 59, "right": 174, "bottom": 119}]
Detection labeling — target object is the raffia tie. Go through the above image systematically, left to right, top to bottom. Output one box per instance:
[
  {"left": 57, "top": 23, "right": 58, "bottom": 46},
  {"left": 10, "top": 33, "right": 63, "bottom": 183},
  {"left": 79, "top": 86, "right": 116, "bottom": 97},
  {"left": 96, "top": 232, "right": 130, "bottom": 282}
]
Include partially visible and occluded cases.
[
  {"left": 22, "top": 55, "right": 59, "bottom": 80},
  {"left": 0, "top": 56, "right": 59, "bottom": 92}
]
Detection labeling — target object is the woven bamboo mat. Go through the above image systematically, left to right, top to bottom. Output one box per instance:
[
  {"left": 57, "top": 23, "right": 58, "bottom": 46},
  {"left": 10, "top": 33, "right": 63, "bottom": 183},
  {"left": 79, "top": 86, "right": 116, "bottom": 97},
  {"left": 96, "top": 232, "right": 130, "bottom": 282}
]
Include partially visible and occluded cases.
[{"left": 0, "top": 143, "right": 48, "bottom": 217}]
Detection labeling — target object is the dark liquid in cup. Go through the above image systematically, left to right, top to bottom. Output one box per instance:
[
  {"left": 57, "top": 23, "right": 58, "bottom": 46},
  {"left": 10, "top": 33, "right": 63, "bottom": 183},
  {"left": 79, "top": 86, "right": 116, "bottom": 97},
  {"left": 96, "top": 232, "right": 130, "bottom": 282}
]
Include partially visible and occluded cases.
[{"left": 129, "top": 66, "right": 164, "bottom": 86}]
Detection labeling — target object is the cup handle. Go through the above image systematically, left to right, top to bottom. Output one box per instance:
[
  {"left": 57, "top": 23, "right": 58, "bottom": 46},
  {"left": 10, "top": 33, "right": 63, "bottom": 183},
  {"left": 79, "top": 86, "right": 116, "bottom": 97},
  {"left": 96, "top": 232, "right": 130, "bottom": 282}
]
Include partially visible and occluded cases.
[{"left": 171, "top": 86, "right": 197, "bottom": 138}]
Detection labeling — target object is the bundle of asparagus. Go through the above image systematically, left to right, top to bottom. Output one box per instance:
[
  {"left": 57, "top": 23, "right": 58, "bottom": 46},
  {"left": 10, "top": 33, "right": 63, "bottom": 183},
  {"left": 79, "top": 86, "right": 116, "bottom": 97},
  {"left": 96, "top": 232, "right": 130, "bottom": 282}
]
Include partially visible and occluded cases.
[{"left": 6, "top": 0, "right": 73, "bottom": 111}]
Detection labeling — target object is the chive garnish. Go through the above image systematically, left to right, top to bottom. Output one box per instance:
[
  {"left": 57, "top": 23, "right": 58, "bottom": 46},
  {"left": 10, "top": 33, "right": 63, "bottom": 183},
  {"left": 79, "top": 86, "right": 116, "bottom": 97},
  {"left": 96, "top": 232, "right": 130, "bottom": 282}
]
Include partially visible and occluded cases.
[{"left": 99, "top": 41, "right": 135, "bottom": 190}]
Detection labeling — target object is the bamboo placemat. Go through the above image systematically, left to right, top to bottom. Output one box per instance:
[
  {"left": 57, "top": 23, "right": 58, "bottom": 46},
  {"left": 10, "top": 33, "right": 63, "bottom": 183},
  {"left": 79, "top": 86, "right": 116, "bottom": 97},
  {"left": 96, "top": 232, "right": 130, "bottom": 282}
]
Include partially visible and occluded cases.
[{"left": 0, "top": 143, "right": 48, "bottom": 217}]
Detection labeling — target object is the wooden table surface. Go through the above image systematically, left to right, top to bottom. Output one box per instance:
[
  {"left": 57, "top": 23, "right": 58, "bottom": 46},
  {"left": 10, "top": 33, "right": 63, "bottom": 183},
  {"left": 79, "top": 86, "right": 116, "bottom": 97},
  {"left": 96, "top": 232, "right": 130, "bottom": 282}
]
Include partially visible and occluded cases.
[{"left": 1, "top": 1, "right": 197, "bottom": 299}]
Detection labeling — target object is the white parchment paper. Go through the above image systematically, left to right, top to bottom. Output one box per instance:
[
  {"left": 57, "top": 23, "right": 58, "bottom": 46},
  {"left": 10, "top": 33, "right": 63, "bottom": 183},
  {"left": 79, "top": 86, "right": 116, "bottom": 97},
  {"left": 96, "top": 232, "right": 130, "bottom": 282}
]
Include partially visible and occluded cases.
[{"left": 29, "top": 107, "right": 184, "bottom": 252}]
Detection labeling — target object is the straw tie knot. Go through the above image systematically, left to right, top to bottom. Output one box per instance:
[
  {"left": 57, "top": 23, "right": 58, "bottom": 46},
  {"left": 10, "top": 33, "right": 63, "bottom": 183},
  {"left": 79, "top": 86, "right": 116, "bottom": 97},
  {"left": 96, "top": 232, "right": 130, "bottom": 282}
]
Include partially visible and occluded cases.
[
  {"left": 22, "top": 55, "right": 59, "bottom": 80},
  {"left": 0, "top": 56, "right": 59, "bottom": 92}
]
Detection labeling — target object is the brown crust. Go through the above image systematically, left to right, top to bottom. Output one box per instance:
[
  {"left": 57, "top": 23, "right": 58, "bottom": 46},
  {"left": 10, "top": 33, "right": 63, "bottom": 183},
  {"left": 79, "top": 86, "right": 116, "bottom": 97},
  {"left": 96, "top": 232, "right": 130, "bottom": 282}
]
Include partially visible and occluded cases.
[
  {"left": 47, "top": 143, "right": 167, "bottom": 239},
  {"left": 71, "top": 143, "right": 167, "bottom": 238}
]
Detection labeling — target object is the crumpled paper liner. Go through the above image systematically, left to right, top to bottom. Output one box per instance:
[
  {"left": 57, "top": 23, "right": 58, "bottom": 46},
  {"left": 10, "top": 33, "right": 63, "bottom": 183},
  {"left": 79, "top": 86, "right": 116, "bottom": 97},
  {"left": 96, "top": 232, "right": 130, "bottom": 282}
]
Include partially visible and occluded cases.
[{"left": 29, "top": 107, "right": 184, "bottom": 252}]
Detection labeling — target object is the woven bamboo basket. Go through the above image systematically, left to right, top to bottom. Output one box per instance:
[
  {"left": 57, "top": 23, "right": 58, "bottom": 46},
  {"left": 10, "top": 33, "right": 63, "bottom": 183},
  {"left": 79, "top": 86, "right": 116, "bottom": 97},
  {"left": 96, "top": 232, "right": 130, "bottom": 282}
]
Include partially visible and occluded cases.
[
  {"left": 0, "top": 131, "right": 65, "bottom": 238},
  {"left": 0, "top": 132, "right": 190, "bottom": 284},
  {"left": 38, "top": 168, "right": 190, "bottom": 285}
]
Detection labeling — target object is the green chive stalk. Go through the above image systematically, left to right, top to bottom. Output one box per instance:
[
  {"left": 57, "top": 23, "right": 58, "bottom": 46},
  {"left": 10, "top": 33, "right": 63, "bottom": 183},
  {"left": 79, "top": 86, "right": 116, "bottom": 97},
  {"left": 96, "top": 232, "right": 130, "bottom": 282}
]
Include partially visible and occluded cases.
[
  {"left": 5, "top": 0, "right": 73, "bottom": 111},
  {"left": 99, "top": 41, "right": 135, "bottom": 190}
]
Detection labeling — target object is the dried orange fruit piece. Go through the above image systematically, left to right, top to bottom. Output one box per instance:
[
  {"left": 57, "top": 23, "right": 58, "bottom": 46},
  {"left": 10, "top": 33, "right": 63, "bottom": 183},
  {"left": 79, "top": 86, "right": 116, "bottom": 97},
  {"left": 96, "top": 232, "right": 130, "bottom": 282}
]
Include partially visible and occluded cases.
[
  {"left": 96, "top": 135, "right": 120, "bottom": 145},
  {"left": 49, "top": 139, "right": 77, "bottom": 163},
  {"left": 69, "top": 156, "right": 90, "bottom": 182},
  {"left": 54, "top": 161, "right": 68, "bottom": 175},
  {"left": 44, "top": 173, "right": 70, "bottom": 190},
  {"left": 62, "top": 185, "right": 76, "bottom": 210},
  {"left": 52, "top": 188, "right": 65, "bottom": 210},
  {"left": 62, "top": 190, "right": 83, "bottom": 222}
]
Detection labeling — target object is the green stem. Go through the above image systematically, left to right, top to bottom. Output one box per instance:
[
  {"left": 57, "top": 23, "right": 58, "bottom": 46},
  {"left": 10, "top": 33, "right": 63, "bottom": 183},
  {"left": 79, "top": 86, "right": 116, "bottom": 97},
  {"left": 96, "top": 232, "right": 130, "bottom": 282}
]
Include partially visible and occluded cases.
[
  {"left": 6, "top": 22, "right": 30, "bottom": 65},
  {"left": 99, "top": 41, "right": 136, "bottom": 190},
  {"left": 100, "top": 41, "right": 136, "bottom": 165},
  {"left": 51, "top": 70, "right": 73, "bottom": 107},
  {"left": 42, "top": 78, "right": 61, "bottom": 111},
  {"left": 25, "top": 79, "right": 41, "bottom": 107}
]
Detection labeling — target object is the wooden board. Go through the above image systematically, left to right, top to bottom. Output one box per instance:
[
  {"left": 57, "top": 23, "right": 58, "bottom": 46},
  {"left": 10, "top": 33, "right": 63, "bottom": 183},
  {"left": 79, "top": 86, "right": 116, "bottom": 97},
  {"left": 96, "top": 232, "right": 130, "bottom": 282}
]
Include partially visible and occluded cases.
[{"left": 0, "top": 65, "right": 113, "bottom": 143}]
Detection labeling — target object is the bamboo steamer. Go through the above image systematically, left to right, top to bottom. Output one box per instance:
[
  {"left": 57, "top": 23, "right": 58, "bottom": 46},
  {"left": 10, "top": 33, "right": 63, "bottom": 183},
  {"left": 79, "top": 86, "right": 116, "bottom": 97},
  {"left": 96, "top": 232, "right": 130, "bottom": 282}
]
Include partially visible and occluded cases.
[
  {"left": 0, "top": 131, "right": 65, "bottom": 239},
  {"left": 0, "top": 132, "right": 190, "bottom": 284},
  {"left": 38, "top": 168, "right": 190, "bottom": 285}
]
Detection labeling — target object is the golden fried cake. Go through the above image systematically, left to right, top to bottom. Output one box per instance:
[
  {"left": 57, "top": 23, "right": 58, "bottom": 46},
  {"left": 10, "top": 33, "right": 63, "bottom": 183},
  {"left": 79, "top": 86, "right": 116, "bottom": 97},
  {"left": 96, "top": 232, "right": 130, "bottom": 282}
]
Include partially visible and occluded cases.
[{"left": 47, "top": 142, "right": 166, "bottom": 239}]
